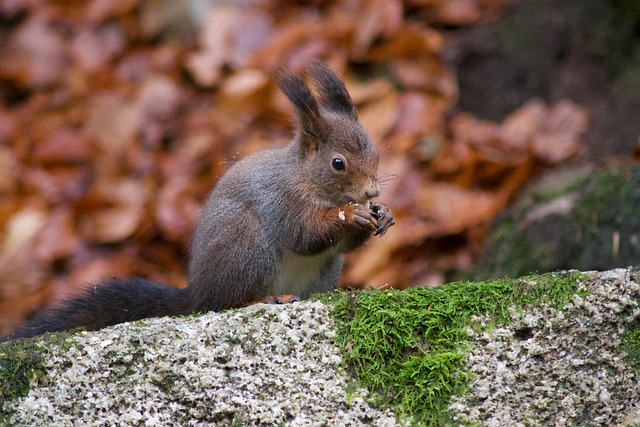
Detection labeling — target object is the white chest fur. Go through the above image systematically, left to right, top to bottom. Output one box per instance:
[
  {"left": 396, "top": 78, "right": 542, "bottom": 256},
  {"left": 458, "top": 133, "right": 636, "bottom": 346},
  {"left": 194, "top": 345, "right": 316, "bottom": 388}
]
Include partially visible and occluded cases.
[{"left": 270, "top": 249, "right": 336, "bottom": 299}]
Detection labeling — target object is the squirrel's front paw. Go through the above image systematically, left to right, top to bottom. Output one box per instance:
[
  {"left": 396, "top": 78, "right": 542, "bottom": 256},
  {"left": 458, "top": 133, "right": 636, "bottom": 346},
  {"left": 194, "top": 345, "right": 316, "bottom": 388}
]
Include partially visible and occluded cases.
[
  {"left": 370, "top": 202, "right": 395, "bottom": 236},
  {"left": 338, "top": 203, "right": 378, "bottom": 232}
]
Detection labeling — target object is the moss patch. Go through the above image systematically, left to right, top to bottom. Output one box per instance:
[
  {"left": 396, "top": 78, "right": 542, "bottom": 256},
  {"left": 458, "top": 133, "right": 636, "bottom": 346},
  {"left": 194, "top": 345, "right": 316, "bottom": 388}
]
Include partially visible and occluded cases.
[
  {"left": 623, "top": 268, "right": 640, "bottom": 368},
  {"left": 324, "top": 271, "right": 587, "bottom": 425},
  {"left": 622, "top": 322, "right": 640, "bottom": 368},
  {"left": 0, "top": 333, "right": 75, "bottom": 424},
  {"left": 1, "top": 339, "right": 50, "bottom": 424},
  {"left": 0, "top": 341, "right": 47, "bottom": 402}
]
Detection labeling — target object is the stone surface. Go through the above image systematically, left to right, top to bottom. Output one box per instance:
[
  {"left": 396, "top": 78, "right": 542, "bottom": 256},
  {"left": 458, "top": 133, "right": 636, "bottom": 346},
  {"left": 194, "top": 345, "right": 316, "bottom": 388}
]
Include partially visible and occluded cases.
[
  {"left": 450, "top": 268, "right": 640, "bottom": 426},
  {"left": 2, "top": 269, "right": 640, "bottom": 426},
  {"left": 2, "top": 302, "right": 399, "bottom": 426}
]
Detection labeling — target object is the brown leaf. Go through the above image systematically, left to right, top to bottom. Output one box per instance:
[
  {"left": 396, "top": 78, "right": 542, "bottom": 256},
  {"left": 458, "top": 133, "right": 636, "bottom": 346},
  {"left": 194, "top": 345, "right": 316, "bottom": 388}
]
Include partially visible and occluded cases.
[
  {"left": 85, "top": 0, "right": 139, "bottom": 22},
  {"left": 351, "top": 0, "right": 404, "bottom": 57},
  {"left": 425, "top": 0, "right": 482, "bottom": 25},
  {"left": 187, "top": 5, "right": 273, "bottom": 86},
  {"left": 0, "top": 13, "right": 70, "bottom": 87},
  {"left": 250, "top": 20, "right": 322, "bottom": 71},
  {"left": 367, "top": 23, "right": 443, "bottom": 61},
  {"left": 71, "top": 25, "right": 126, "bottom": 72},
  {"left": 390, "top": 58, "right": 459, "bottom": 103},
  {"left": 218, "top": 69, "right": 271, "bottom": 115},
  {"left": 136, "top": 74, "right": 184, "bottom": 122},
  {"left": 347, "top": 78, "right": 395, "bottom": 106},
  {"left": 358, "top": 91, "right": 399, "bottom": 144},
  {"left": 394, "top": 92, "right": 447, "bottom": 139},
  {"left": 85, "top": 93, "right": 140, "bottom": 160},
  {"left": 499, "top": 99, "right": 547, "bottom": 149},
  {"left": 499, "top": 99, "right": 588, "bottom": 163},
  {"left": 532, "top": 100, "right": 588, "bottom": 163},
  {"left": 546, "top": 100, "right": 589, "bottom": 135},
  {"left": 450, "top": 112, "right": 501, "bottom": 147},
  {"left": 32, "top": 127, "right": 91, "bottom": 166},
  {"left": 532, "top": 132, "right": 583, "bottom": 164},
  {"left": 0, "top": 146, "right": 17, "bottom": 195},
  {"left": 22, "top": 167, "right": 92, "bottom": 204},
  {"left": 156, "top": 176, "right": 201, "bottom": 245},
  {"left": 79, "top": 178, "right": 150, "bottom": 243},
  {"left": 417, "top": 183, "right": 502, "bottom": 236},
  {"left": 34, "top": 207, "right": 81, "bottom": 263},
  {"left": 2, "top": 208, "right": 46, "bottom": 255},
  {"left": 343, "top": 228, "right": 406, "bottom": 286},
  {"left": 0, "top": 248, "right": 48, "bottom": 334}
]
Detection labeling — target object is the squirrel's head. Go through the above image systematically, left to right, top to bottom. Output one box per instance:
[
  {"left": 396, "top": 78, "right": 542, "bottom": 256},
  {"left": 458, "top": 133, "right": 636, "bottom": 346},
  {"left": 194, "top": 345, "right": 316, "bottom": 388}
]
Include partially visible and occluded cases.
[{"left": 276, "top": 61, "right": 380, "bottom": 207}]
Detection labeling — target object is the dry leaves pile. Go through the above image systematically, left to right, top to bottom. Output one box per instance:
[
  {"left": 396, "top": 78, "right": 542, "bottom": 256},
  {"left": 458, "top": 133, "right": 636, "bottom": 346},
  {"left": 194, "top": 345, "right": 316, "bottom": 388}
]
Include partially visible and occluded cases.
[{"left": 0, "top": 0, "right": 588, "bottom": 334}]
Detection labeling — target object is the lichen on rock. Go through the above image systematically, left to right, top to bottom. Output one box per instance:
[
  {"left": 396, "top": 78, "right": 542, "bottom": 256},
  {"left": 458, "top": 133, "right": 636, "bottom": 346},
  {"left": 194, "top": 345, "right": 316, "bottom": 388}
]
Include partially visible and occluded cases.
[
  {"left": 449, "top": 268, "right": 640, "bottom": 426},
  {"left": 2, "top": 269, "right": 640, "bottom": 426},
  {"left": 1, "top": 302, "right": 398, "bottom": 426}
]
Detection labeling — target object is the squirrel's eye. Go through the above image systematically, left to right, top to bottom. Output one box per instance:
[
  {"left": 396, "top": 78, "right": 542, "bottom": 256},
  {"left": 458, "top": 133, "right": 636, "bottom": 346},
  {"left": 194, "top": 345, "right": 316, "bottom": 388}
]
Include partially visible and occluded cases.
[{"left": 331, "top": 157, "right": 346, "bottom": 172}]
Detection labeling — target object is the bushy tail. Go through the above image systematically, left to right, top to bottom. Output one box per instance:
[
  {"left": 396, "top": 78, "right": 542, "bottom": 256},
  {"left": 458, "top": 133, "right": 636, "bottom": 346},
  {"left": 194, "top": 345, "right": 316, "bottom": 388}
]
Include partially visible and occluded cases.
[{"left": 6, "top": 278, "right": 191, "bottom": 340}]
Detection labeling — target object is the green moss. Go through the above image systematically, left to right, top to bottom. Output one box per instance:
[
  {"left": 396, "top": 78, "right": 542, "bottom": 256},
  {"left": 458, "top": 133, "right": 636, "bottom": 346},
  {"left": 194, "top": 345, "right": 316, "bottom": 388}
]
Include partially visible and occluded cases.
[
  {"left": 623, "top": 268, "right": 640, "bottom": 368},
  {"left": 326, "top": 271, "right": 587, "bottom": 425},
  {"left": 178, "top": 311, "right": 204, "bottom": 319},
  {"left": 622, "top": 322, "right": 640, "bottom": 368},
  {"left": 0, "top": 333, "right": 76, "bottom": 423},
  {"left": 0, "top": 338, "right": 56, "bottom": 424},
  {"left": 0, "top": 341, "right": 46, "bottom": 401}
]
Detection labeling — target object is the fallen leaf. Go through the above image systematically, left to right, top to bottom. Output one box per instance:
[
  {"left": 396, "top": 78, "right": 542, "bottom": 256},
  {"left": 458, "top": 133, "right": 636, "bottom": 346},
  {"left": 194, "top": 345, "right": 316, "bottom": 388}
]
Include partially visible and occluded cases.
[
  {"left": 85, "top": 0, "right": 139, "bottom": 22},
  {"left": 351, "top": 0, "right": 404, "bottom": 57},
  {"left": 424, "top": 0, "right": 482, "bottom": 25},
  {"left": 187, "top": 5, "right": 273, "bottom": 86},
  {"left": 0, "top": 13, "right": 70, "bottom": 87},
  {"left": 367, "top": 23, "right": 443, "bottom": 61},
  {"left": 71, "top": 24, "right": 126, "bottom": 72},
  {"left": 390, "top": 58, "right": 459, "bottom": 103},
  {"left": 358, "top": 90, "right": 399, "bottom": 144},
  {"left": 394, "top": 92, "right": 447, "bottom": 139},
  {"left": 85, "top": 93, "right": 141, "bottom": 161},
  {"left": 499, "top": 98, "right": 547, "bottom": 149},
  {"left": 532, "top": 100, "right": 588, "bottom": 163},
  {"left": 32, "top": 127, "right": 91, "bottom": 166},
  {"left": 156, "top": 175, "right": 201, "bottom": 245},
  {"left": 79, "top": 178, "right": 150, "bottom": 243},
  {"left": 417, "top": 182, "right": 502, "bottom": 236},
  {"left": 34, "top": 206, "right": 81, "bottom": 263},
  {"left": 2, "top": 207, "right": 46, "bottom": 254}
]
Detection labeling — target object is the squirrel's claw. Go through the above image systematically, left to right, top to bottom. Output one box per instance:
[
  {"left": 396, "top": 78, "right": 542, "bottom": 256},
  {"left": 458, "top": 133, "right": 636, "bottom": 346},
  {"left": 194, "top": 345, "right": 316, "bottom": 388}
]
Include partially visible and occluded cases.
[{"left": 370, "top": 202, "right": 395, "bottom": 236}]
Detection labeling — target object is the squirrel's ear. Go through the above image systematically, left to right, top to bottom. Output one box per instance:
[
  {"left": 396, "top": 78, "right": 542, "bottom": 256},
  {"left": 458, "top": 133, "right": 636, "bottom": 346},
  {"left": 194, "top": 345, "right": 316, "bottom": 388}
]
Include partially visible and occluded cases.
[
  {"left": 306, "top": 60, "right": 357, "bottom": 121},
  {"left": 275, "top": 67, "right": 325, "bottom": 150}
]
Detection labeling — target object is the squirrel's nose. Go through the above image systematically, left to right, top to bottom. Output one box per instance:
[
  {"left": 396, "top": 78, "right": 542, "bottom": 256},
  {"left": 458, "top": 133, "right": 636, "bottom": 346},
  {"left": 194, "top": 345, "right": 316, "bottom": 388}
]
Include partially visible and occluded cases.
[{"left": 365, "top": 179, "right": 381, "bottom": 199}]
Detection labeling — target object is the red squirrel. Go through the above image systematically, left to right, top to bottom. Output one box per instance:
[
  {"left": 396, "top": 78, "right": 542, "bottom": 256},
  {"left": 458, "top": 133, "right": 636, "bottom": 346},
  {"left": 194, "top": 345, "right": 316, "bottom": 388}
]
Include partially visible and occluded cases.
[{"left": 7, "top": 61, "right": 394, "bottom": 339}]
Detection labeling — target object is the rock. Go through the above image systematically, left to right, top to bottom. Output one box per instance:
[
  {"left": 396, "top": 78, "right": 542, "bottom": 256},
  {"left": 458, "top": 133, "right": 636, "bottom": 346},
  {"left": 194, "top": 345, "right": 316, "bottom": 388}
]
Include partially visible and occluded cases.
[
  {"left": 474, "top": 163, "right": 640, "bottom": 280},
  {"left": 2, "top": 269, "right": 639, "bottom": 426},
  {"left": 0, "top": 302, "right": 399, "bottom": 426}
]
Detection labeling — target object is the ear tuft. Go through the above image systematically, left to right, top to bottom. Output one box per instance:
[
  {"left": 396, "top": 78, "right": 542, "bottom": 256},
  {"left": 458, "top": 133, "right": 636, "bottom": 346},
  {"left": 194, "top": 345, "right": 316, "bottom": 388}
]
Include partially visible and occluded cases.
[
  {"left": 306, "top": 60, "right": 357, "bottom": 120},
  {"left": 275, "top": 67, "right": 325, "bottom": 144}
]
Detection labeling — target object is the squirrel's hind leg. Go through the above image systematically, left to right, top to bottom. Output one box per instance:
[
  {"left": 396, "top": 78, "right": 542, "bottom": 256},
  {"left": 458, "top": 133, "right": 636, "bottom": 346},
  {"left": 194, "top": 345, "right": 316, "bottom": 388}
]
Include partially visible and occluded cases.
[{"left": 189, "top": 203, "right": 277, "bottom": 313}]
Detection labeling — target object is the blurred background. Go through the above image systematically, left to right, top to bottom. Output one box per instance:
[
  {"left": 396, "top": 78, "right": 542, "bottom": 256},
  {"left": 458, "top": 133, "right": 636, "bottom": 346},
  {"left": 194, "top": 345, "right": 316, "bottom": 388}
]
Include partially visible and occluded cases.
[{"left": 1, "top": 0, "right": 638, "bottom": 335}]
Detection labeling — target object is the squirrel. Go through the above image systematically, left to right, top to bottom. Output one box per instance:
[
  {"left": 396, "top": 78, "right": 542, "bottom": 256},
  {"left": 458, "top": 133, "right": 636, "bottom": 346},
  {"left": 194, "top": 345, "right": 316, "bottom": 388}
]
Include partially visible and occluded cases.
[{"left": 6, "top": 61, "right": 395, "bottom": 340}]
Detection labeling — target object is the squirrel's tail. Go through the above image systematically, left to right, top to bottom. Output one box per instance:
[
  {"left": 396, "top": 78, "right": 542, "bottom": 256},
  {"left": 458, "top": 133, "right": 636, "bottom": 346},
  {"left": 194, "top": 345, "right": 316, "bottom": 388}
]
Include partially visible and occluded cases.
[{"left": 6, "top": 278, "right": 191, "bottom": 340}]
